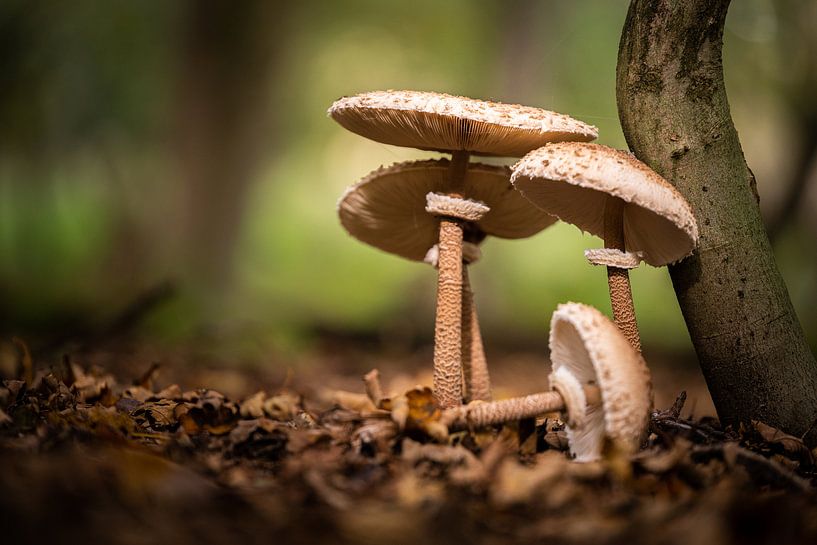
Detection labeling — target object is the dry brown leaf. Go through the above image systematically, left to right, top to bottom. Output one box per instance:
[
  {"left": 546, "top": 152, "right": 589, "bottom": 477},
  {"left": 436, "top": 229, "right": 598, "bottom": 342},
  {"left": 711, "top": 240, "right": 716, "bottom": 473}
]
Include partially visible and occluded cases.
[
  {"left": 72, "top": 367, "right": 115, "bottom": 403},
  {"left": 4, "top": 379, "right": 25, "bottom": 401},
  {"left": 153, "top": 384, "right": 182, "bottom": 400},
  {"left": 122, "top": 386, "right": 153, "bottom": 403},
  {"left": 402, "top": 388, "right": 447, "bottom": 442},
  {"left": 324, "top": 389, "right": 375, "bottom": 413},
  {"left": 240, "top": 391, "right": 266, "bottom": 419},
  {"left": 262, "top": 391, "right": 300, "bottom": 420},
  {"left": 388, "top": 394, "right": 408, "bottom": 430},
  {"left": 132, "top": 399, "right": 178, "bottom": 431},
  {"left": 0, "top": 408, "right": 11, "bottom": 427},
  {"left": 178, "top": 412, "right": 200, "bottom": 435},
  {"left": 229, "top": 418, "right": 288, "bottom": 458},
  {"left": 351, "top": 419, "right": 396, "bottom": 458},
  {"left": 541, "top": 419, "right": 569, "bottom": 451},
  {"left": 752, "top": 420, "right": 814, "bottom": 466},
  {"left": 204, "top": 423, "right": 237, "bottom": 436},
  {"left": 287, "top": 428, "right": 333, "bottom": 454},
  {"left": 401, "top": 437, "right": 478, "bottom": 468},
  {"left": 637, "top": 440, "right": 690, "bottom": 474},
  {"left": 490, "top": 452, "right": 568, "bottom": 507},
  {"left": 304, "top": 469, "right": 350, "bottom": 510},
  {"left": 393, "top": 472, "right": 444, "bottom": 508}
]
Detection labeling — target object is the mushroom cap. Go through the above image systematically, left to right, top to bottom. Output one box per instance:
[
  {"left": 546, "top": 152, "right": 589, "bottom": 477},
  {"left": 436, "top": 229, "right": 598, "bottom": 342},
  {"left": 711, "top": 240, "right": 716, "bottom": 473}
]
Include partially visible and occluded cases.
[
  {"left": 328, "top": 90, "right": 598, "bottom": 157},
  {"left": 512, "top": 142, "right": 698, "bottom": 266},
  {"left": 338, "top": 159, "right": 556, "bottom": 261},
  {"left": 548, "top": 302, "right": 652, "bottom": 462}
]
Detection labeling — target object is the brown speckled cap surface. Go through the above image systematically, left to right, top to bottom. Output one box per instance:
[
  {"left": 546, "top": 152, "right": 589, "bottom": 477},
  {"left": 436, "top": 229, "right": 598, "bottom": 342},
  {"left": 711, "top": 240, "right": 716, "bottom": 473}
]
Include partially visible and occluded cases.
[
  {"left": 329, "top": 90, "right": 598, "bottom": 157},
  {"left": 512, "top": 142, "right": 698, "bottom": 266},
  {"left": 338, "top": 159, "right": 556, "bottom": 261}
]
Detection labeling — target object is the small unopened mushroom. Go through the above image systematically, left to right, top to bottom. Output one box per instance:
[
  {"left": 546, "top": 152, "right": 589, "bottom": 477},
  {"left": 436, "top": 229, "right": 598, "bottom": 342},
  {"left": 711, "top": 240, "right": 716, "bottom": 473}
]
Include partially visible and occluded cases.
[
  {"left": 330, "top": 90, "right": 597, "bottom": 408},
  {"left": 511, "top": 143, "right": 698, "bottom": 351},
  {"left": 339, "top": 159, "right": 554, "bottom": 404},
  {"left": 443, "top": 302, "right": 652, "bottom": 462}
]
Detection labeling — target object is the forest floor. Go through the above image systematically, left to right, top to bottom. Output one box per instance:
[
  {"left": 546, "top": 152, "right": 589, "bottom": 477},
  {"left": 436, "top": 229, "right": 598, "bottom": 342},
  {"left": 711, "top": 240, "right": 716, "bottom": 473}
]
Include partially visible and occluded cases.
[{"left": 1, "top": 339, "right": 816, "bottom": 545}]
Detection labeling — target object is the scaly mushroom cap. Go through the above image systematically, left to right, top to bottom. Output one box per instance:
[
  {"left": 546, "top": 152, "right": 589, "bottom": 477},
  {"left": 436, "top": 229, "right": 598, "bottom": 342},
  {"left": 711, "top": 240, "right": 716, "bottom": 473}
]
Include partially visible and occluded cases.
[
  {"left": 328, "top": 90, "right": 598, "bottom": 157},
  {"left": 512, "top": 142, "right": 699, "bottom": 266},
  {"left": 338, "top": 159, "right": 556, "bottom": 261},
  {"left": 548, "top": 302, "right": 652, "bottom": 462}
]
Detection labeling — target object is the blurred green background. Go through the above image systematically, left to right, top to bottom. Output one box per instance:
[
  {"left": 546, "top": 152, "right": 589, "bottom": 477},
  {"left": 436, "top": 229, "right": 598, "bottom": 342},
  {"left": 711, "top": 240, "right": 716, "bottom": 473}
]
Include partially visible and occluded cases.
[{"left": 1, "top": 0, "right": 815, "bottom": 364}]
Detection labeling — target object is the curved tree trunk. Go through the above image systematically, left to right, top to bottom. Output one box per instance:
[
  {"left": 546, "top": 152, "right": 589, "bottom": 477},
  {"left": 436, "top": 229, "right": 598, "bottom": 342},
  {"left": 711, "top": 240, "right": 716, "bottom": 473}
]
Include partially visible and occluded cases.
[{"left": 616, "top": 0, "right": 817, "bottom": 444}]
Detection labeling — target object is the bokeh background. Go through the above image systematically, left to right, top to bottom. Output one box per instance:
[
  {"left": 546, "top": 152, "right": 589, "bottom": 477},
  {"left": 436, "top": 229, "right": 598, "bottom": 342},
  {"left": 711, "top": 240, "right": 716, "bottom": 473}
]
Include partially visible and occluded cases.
[{"left": 1, "top": 0, "right": 815, "bottom": 408}]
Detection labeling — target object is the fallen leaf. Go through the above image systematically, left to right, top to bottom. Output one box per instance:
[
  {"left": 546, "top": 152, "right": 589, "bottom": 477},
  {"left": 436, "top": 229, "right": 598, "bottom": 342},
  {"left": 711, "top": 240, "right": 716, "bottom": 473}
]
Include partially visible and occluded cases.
[
  {"left": 153, "top": 384, "right": 182, "bottom": 400},
  {"left": 402, "top": 388, "right": 447, "bottom": 442},
  {"left": 324, "top": 389, "right": 375, "bottom": 413},
  {"left": 240, "top": 391, "right": 267, "bottom": 419},
  {"left": 263, "top": 391, "right": 300, "bottom": 420},
  {"left": 131, "top": 399, "right": 179, "bottom": 431},
  {"left": 752, "top": 420, "right": 814, "bottom": 466},
  {"left": 490, "top": 452, "right": 568, "bottom": 507}
]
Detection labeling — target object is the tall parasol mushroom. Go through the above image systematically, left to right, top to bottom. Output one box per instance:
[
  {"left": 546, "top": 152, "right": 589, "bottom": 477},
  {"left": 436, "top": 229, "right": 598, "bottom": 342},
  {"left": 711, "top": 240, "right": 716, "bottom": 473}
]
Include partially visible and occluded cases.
[
  {"left": 330, "top": 90, "right": 597, "bottom": 407},
  {"left": 511, "top": 142, "right": 698, "bottom": 352},
  {"left": 339, "top": 159, "right": 554, "bottom": 403}
]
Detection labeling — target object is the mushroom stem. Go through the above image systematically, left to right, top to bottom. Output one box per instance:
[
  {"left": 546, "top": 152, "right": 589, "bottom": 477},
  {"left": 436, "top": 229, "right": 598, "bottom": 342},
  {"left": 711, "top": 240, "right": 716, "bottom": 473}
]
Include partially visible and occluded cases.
[
  {"left": 448, "top": 150, "right": 470, "bottom": 196},
  {"left": 431, "top": 151, "right": 473, "bottom": 408},
  {"left": 603, "top": 196, "right": 642, "bottom": 352},
  {"left": 433, "top": 218, "right": 465, "bottom": 408},
  {"left": 462, "top": 266, "right": 491, "bottom": 402},
  {"left": 443, "top": 386, "right": 601, "bottom": 430}
]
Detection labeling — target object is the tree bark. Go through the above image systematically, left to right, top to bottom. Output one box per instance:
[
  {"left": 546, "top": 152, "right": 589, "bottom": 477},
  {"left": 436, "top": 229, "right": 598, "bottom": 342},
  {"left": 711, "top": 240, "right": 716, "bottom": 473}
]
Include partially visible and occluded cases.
[
  {"left": 174, "top": 0, "right": 284, "bottom": 290},
  {"left": 616, "top": 0, "right": 817, "bottom": 444}
]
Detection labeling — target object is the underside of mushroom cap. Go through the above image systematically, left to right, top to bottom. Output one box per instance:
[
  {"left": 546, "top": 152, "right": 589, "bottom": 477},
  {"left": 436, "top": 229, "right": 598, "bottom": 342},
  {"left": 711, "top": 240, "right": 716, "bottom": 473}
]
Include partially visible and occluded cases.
[
  {"left": 329, "top": 90, "right": 598, "bottom": 157},
  {"left": 512, "top": 142, "right": 699, "bottom": 266},
  {"left": 338, "top": 159, "right": 556, "bottom": 261},
  {"left": 548, "top": 302, "right": 652, "bottom": 462}
]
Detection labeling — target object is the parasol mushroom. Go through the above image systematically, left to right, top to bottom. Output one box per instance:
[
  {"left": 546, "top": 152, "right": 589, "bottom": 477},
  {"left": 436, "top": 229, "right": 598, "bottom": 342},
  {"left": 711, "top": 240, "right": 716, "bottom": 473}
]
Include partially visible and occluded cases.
[
  {"left": 330, "top": 90, "right": 597, "bottom": 408},
  {"left": 511, "top": 142, "right": 698, "bottom": 352},
  {"left": 338, "top": 159, "right": 555, "bottom": 403},
  {"left": 442, "top": 302, "right": 652, "bottom": 462}
]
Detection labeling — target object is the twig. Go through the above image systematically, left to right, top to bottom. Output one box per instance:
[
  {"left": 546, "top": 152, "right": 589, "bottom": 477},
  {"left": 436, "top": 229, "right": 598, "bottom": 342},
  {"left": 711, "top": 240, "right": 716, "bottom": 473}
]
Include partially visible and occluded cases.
[
  {"left": 12, "top": 337, "right": 34, "bottom": 386},
  {"left": 135, "top": 362, "right": 161, "bottom": 389},
  {"left": 362, "top": 369, "right": 383, "bottom": 407},
  {"left": 669, "top": 391, "right": 687, "bottom": 418},
  {"left": 652, "top": 418, "right": 726, "bottom": 443},
  {"left": 691, "top": 443, "right": 813, "bottom": 493}
]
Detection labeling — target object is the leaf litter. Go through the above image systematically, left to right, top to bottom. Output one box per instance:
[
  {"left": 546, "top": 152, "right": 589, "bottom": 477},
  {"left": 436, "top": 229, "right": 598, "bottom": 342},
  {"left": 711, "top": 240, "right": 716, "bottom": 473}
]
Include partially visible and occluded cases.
[{"left": 0, "top": 350, "right": 816, "bottom": 545}]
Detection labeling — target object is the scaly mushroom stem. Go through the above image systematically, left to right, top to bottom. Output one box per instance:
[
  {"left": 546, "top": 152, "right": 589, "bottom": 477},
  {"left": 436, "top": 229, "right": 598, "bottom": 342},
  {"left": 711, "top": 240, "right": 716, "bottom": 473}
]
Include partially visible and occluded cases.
[
  {"left": 431, "top": 150, "right": 471, "bottom": 408},
  {"left": 603, "top": 196, "right": 641, "bottom": 352},
  {"left": 433, "top": 220, "right": 464, "bottom": 408},
  {"left": 462, "top": 266, "right": 491, "bottom": 402},
  {"left": 443, "top": 386, "right": 601, "bottom": 430}
]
